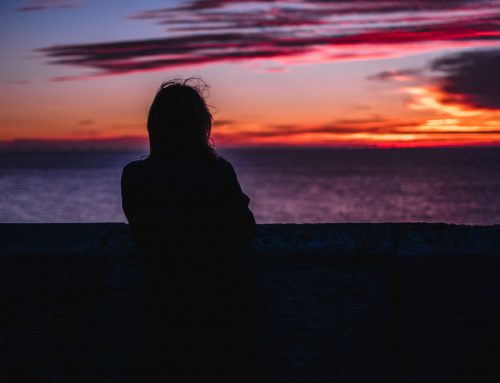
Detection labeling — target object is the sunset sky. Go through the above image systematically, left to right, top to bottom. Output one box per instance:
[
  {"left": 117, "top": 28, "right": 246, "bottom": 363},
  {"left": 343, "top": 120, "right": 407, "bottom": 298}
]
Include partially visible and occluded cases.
[{"left": 1, "top": 0, "right": 500, "bottom": 149}]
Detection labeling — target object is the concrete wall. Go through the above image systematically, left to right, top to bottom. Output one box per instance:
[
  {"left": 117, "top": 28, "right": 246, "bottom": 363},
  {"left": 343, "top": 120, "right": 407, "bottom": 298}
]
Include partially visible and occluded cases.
[{"left": 1, "top": 223, "right": 500, "bottom": 382}]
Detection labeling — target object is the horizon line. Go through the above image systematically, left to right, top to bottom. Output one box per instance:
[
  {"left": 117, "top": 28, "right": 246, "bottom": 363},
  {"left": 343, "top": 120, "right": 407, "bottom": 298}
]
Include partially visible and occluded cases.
[{"left": 1, "top": 139, "right": 499, "bottom": 154}]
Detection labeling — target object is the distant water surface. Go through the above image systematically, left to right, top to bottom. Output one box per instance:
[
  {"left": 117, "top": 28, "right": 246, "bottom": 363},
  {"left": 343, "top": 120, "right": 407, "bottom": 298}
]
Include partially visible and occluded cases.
[{"left": 1, "top": 148, "right": 499, "bottom": 224}]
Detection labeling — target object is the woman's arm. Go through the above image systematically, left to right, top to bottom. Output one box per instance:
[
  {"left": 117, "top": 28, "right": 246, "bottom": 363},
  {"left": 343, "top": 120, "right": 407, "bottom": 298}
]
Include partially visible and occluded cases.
[{"left": 218, "top": 159, "right": 257, "bottom": 243}]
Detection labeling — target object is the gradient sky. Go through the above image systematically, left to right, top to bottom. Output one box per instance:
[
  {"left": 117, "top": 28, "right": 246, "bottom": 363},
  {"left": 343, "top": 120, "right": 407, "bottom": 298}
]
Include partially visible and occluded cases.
[{"left": 1, "top": 0, "right": 500, "bottom": 149}]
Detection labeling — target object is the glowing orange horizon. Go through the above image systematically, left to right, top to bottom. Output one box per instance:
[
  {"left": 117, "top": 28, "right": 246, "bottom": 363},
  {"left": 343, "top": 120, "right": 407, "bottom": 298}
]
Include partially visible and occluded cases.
[{"left": 3, "top": 68, "right": 499, "bottom": 150}]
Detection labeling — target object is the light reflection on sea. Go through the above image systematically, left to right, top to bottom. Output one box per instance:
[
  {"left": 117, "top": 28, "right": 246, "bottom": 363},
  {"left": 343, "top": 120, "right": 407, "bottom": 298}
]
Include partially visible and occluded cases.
[{"left": 1, "top": 148, "right": 499, "bottom": 224}]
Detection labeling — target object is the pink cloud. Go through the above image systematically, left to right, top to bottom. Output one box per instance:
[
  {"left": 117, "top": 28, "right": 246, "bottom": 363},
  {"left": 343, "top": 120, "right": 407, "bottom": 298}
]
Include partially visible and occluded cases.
[{"left": 38, "top": 0, "right": 500, "bottom": 79}]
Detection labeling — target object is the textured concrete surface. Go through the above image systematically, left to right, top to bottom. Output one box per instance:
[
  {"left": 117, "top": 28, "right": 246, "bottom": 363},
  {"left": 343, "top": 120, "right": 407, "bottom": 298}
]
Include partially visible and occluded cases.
[{"left": 1, "top": 223, "right": 500, "bottom": 382}]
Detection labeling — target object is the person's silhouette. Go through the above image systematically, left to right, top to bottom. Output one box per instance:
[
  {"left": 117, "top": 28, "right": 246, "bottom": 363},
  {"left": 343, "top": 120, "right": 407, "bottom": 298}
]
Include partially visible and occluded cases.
[{"left": 121, "top": 78, "right": 257, "bottom": 381}]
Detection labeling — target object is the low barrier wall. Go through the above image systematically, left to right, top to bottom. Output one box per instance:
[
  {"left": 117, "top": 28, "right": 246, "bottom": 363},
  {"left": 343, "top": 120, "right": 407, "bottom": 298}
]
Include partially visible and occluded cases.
[{"left": 1, "top": 223, "right": 500, "bottom": 382}]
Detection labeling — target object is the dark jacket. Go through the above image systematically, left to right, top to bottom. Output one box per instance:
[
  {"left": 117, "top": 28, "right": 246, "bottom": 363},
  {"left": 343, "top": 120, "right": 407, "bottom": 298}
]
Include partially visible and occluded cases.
[
  {"left": 121, "top": 153, "right": 257, "bottom": 379},
  {"left": 121, "top": 154, "right": 256, "bottom": 249}
]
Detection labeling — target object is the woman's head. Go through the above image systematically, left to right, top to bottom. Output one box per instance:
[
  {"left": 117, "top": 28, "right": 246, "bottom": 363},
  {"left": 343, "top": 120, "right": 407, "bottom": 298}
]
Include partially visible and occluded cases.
[{"left": 147, "top": 78, "right": 216, "bottom": 158}]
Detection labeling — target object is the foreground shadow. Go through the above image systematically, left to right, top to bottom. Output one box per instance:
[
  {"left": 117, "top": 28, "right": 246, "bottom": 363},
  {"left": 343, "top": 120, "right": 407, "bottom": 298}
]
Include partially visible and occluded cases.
[{"left": 141, "top": 242, "right": 257, "bottom": 381}]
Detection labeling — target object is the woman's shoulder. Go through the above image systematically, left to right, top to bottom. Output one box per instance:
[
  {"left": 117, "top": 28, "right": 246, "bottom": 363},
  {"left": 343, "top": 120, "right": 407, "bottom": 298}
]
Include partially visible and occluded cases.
[
  {"left": 122, "top": 154, "right": 234, "bottom": 178},
  {"left": 176, "top": 154, "right": 235, "bottom": 173},
  {"left": 214, "top": 156, "right": 235, "bottom": 172},
  {"left": 121, "top": 158, "right": 154, "bottom": 186},
  {"left": 122, "top": 158, "right": 147, "bottom": 176},
  {"left": 123, "top": 159, "right": 142, "bottom": 170}
]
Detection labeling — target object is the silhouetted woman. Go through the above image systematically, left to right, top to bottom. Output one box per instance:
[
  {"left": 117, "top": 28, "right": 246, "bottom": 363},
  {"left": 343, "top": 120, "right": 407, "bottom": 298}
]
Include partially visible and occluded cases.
[{"left": 121, "top": 78, "right": 256, "bottom": 381}]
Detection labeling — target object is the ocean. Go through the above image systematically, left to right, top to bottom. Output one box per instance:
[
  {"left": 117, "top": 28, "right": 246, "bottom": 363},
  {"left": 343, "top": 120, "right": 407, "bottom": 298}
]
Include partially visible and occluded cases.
[{"left": 1, "top": 147, "right": 500, "bottom": 225}]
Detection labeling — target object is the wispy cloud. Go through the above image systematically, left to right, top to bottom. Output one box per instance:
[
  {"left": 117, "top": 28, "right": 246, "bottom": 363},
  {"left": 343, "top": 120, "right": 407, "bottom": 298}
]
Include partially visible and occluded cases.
[
  {"left": 16, "top": 0, "right": 76, "bottom": 13},
  {"left": 38, "top": 0, "right": 500, "bottom": 79},
  {"left": 367, "top": 68, "right": 422, "bottom": 82},
  {"left": 212, "top": 116, "right": 425, "bottom": 146},
  {"left": 213, "top": 116, "right": 500, "bottom": 147},
  {"left": 77, "top": 118, "right": 94, "bottom": 125},
  {"left": 0, "top": 136, "right": 147, "bottom": 152}
]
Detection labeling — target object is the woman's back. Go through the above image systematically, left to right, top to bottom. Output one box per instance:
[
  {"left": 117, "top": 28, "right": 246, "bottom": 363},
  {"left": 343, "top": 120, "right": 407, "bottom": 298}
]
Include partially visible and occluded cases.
[{"left": 121, "top": 154, "right": 255, "bottom": 247}]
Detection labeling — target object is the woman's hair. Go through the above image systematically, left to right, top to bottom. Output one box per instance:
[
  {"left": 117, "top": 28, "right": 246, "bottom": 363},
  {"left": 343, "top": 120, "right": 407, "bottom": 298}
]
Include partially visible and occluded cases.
[{"left": 147, "top": 78, "right": 217, "bottom": 158}]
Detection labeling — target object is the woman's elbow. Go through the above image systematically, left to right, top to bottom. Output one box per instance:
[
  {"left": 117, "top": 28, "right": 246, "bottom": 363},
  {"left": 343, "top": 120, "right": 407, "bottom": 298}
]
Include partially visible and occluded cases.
[{"left": 241, "top": 210, "right": 257, "bottom": 242}]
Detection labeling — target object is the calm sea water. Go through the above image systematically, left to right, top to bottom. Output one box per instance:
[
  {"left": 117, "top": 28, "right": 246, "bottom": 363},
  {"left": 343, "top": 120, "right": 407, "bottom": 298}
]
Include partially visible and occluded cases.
[{"left": 1, "top": 148, "right": 500, "bottom": 224}]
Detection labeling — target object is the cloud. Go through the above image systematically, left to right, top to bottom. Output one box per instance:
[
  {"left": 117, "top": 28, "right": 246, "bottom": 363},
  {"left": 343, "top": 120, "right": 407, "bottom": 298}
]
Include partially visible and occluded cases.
[
  {"left": 15, "top": 0, "right": 75, "bottom": 13},
  {"left": 38, "top": 0, "right": 500, "bottom": 79},
  {"left": 137, "top": 0, "right": 475, "bottom": 15},
  {"left": 17, "top": 6, "right": 46, "bottom": 12},
  {"left": 367, "top": 47, "right": 500, "bottom": 118},
  {"left": 430, "top": 48, "right": 500, "bottom": 110},
  {"left": 364, "top": 49, "right": 500, "bottom": 146},
  {"left": 367, "top": 68, "right": 422, "bottom": 82},
  {"left": 212, "top": 113, "right": 500, "bottom": 147},
  {"left": 216, "top": 117, "right": 424, "bottom": 139},
  {"left": 213, "top": 118, "right": 500, "bottom": 147},
  {"left": 77, "top": 119, "right": 94, "bottom": 125},
  {"left": 213, "top": 119, "right": 235, "bottom": 126},
  {"left": 0, "top": 136, "right": 148, "bottom": 152}
]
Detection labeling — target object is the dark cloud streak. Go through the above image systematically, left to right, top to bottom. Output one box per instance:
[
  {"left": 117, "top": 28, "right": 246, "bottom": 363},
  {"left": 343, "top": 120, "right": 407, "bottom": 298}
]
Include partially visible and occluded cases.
[
  {"left": 16, "top": 0, "right": 74, "bottom": 13},
  {"left": 38, "top": 0, "right": 500, "bottom": 79},
  {"left": 431, "top": 49, "right": 500, "bottom": 109},
  {"left": 367, "top": 68, "right": 422, "bottom": 81},
  {"left": 245, "top": 119, "right": 424, "bottom": 137}
]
